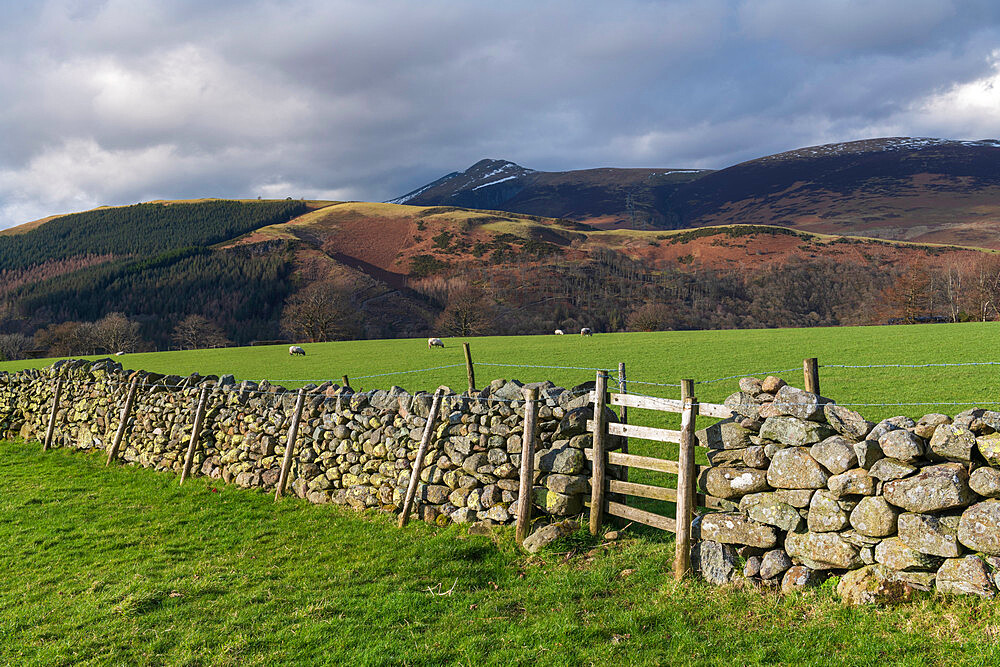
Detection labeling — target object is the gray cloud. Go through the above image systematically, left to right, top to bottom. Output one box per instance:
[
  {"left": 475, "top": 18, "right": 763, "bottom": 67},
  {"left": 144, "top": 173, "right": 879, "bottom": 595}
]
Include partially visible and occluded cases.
[{"left": 2, "top": 0, "right": 1000, "bottom": 228}]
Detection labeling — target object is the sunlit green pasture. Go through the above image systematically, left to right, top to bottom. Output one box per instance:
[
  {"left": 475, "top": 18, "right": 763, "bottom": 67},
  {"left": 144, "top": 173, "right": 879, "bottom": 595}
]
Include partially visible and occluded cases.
[{"left": 3, "top": 441, "right": 1000, "bottom": 666}]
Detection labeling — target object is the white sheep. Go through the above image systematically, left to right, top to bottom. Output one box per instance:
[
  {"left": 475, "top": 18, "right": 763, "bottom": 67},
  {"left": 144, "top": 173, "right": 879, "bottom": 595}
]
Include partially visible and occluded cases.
[
  {"left": 580, "top": 327, "right": 593, "bottom": 336},
  {"left": 554, "top": 329, "right": 564, "bottom": 335},
  {"left": 427, "top": 337, "right": 444, "bottom": 349},
  {"left": 289, "top": 345, "right": 306, "bottom": 356},
  {"left": 114, "top": 351, "right": 125, "bottom": 356}
]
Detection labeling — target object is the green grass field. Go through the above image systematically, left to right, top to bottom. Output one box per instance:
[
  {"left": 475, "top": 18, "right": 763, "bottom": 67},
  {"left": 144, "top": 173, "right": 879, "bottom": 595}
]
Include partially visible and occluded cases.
[
  {"left": 4, "top": 322, "right": 1000, "bottom": 423},
  {"left": 5, "top": 324, "right": 1000, "bottom": 664},
  {"left": 2, "top": 441, "right": 1000, "bottom": 666}
]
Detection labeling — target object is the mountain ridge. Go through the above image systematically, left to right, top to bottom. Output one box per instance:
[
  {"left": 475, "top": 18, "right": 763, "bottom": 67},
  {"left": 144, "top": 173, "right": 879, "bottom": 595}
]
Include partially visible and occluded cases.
[{"left": 391, "top": 136, "right": 1000, "bottom": 247}]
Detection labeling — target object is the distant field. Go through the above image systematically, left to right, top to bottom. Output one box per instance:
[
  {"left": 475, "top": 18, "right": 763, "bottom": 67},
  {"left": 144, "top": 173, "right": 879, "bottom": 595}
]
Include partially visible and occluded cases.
[
  {"left": 4, "top": 322, "right": 1000, "bottom": 423},
  {"left": 3, "top": 441, "right": 1000, "bottom": 665}
]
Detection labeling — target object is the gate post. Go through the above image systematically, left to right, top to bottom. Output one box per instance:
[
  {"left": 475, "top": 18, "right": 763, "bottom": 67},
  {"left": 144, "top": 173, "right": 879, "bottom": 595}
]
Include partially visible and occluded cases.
[
  {"left": 617, "top": 362, "right": 628, "bottom": 459},
  {"left": 589, "top": 370, "right": 609, "bottom": 536},
  {"left": 674, "top": 379, "right": 697, "bottom": 580}
]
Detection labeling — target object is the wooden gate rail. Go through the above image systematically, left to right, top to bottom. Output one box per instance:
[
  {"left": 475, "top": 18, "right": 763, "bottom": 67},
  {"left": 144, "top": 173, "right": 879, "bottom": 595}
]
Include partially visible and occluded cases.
[{"left": 587, "top": 371, "right": 732, "bottom": 579}]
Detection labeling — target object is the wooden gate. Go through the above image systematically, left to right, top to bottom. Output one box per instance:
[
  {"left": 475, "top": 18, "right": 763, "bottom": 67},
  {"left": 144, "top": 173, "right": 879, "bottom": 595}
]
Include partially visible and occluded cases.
[{"left": 586, "top": 370, "right": 731, "bottom": 579}]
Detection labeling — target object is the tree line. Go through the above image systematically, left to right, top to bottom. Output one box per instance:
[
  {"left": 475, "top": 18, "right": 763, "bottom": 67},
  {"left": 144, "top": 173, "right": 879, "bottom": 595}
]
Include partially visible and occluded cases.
[{"left": 416, "top": 250, "right": 1000, "bottom": 337}]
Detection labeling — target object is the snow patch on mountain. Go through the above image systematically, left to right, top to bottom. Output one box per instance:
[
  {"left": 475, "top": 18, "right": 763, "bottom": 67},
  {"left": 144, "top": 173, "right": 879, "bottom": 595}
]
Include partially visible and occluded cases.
[
  {"left": 757, "top": 137, "right": 1000, "bottom": 164},
  {"left": 471, "top": 175, "right": 518, "bottom": 190}
]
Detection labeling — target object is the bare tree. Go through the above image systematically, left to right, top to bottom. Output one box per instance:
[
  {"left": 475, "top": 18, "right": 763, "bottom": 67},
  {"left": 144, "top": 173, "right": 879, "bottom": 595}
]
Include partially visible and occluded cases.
[
  {"left": 969, "top": 256, "right": 1000, "bottom": 322},
  {"left": 942, "top": 260, "right": 968, "bottom": 323},
  {"left": 880, "top": 264, "right": 936, "bottom": 324},
  {"left": 281, "top": 281, "right": 361, "bottom": 342},
  {"left": 435, "top": 286, "right": 495, "bottom": 336},
  {"left": 626, "top": 302, "right": 674, "bottom": 331},
  {"left": 93, "top": 312, "right": 143, "bottom": 353},
  {"left": 172, "top": 315, "right": 230, "bottom": 350},
  {"left": 34, "top": 321, "right": 99, "bottom": 356},
  {"left": 0, "top": 333, "right": 31, "bottom": 361}
]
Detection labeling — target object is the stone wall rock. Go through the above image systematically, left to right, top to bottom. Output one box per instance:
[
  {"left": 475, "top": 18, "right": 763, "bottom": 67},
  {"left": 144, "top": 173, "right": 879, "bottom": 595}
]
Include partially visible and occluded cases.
[
  {"left": 0, "top": 360, "right": 620, "bottom": 531},
  {"left": 691, "top": 375, "right": 1000, "bottom": 602}
]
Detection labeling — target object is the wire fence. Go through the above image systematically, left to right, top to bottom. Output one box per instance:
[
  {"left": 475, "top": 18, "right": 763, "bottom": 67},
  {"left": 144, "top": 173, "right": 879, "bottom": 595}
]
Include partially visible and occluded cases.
[
  {"left": 7, "top": 358, "right": 1000, "bottom": 412},
  {"left": 0, "top": 373, "right": 595, "bottom": 406}
]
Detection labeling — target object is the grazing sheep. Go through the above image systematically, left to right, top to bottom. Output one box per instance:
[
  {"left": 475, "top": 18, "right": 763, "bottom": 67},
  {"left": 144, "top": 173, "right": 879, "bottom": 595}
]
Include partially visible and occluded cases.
[
  {"left": 580, "top": 327, "right": 593, "bottom": 336},
  {"left": 554, "top": 329, "right": 565, "bottom": 335},
  {"left": 427, "top": 337, "right": 444, "bottom": 349},
  {"left": 289, "top": 345, "right": 306, "bottom": 356}
]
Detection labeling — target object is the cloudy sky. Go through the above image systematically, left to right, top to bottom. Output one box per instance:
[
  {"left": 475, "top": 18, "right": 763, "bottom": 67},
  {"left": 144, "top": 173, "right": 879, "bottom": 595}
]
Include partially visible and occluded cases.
[{"left": 2, "top": 0, "right": 1000, "bottom": 229}]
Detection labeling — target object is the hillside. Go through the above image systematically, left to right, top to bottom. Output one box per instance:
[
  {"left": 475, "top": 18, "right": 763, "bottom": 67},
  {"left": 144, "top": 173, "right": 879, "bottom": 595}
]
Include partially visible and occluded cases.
[
  {"left": 392, "top": 137, "right": 1000, "bottom": 247},
  {"left": 679, "top": 137, "right": 1000, "bottom": 248},
  {"left": 2, "top": 178, "right": 999, "bottom": 359},
  {"left": 0, "top": 200, "right": 324, "bottom": 349},
  {"left": 236, "top": 201, "right": 983, "bottom": 278}
]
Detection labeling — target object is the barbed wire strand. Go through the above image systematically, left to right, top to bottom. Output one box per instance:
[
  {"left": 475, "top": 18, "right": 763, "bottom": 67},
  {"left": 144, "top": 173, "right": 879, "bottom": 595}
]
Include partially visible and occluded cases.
[
  {"left": 477, "top": 362, "right": 615, "bottom": 374},
  {"left": 822, "top": 362, "right": 1000, "bottom": 369},
  {"left": 0, "top": 374, "right": 596, "bottom": 406},
  {"left": 5, "top": 375, "right": 1000, "bottom": 411},
  {"left": 627, "top": 380, "right": 682, "bottom": 388}
]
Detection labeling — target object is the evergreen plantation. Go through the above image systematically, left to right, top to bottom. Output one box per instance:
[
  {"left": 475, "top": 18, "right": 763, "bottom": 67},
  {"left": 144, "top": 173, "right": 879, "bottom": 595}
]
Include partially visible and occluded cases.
[
  {"left": 0, "top": 200, "right": 307, "bottom": 270},
  {"left": 0, "top": 201, "right": 308, "bottom": 349}
]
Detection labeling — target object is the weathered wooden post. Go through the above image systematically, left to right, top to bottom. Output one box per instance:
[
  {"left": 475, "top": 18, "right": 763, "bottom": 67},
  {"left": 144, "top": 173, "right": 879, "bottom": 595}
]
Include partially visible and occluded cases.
[
  {"left": 463, "top": 342, "right": 476, "bottom": 395},
  {"left": 803, "top": 357, "right": 820, "bottom": 395},
  {"left": 617, "top": 362, "right": 629, "bottom": 484},
  {"left": 589, "top": 370, "right": 609, "bottom": 536},
  {"left": 106, "top": 375, "right": 139, "bottom": 465},
  {"left": 341, "top": 375, "right": 351, "bottom": 391},
  {"left": 42, "top": 377, "right": 63, "bottom": 452},
  {"left": 674, "top": 378, "right": 698, "bottom": 580},
  {"left": 179, "top": 386, "right": 210, "bottom": 485},
  {"left": 515, "top": 386, "right": 539, "bottom": 545},
  {"left": 274, "top": 387, "right": 307, "bottom": 500},
  {"left": 398, "top": 387, "right": 445, "bottom": 527}
]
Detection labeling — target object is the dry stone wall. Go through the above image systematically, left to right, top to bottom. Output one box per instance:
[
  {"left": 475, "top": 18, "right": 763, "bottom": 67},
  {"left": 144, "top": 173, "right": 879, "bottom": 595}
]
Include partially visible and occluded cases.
[
  {"left": 0, "top": 359, "right": 621, "bottom": 527},
  {"left": 693, "top": 375, "right": 1000, "bottom": 600}
]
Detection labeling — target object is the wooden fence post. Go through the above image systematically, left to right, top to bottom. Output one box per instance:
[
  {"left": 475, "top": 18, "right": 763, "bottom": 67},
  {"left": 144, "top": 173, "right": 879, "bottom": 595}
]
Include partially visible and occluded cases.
[
  {"left": 463, "top": 342, "right": 476, "bottom": 395},
  {"left": 803, "top": 358, "right": 820, "bottom": 395},
  {"left": 618, "top": 362, "right": 628, "bottom": 456},
  {"left": 589, "top": 370, "right": 609, "bottom": 536},
  {"left": 341, "top": 375, "right": 351, "bottom": 391},
  {"left": 106, "top": 376, "right": 139, "bottom": 465},
  {"left": 42, "top": 377, "right": 63, "bottom": 452},
  {"left": 674, "top": 378, "right": 698, "bottom": 580},
  {"left": 179, "top": 386, "right": 210, "bottom": 485},
  {"left": 515, "top": 386, "right": 539, "bottom": 545},
  {"left": 274, "top": 387, "right": 307, "bottom": 500},
  {"left": 398, "top": 387, "right": 445, "bottom": 527}
]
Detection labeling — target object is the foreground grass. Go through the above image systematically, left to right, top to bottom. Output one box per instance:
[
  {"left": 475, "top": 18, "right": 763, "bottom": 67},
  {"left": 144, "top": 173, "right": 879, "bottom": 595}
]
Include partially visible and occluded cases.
[
  {"left": 3, "top": 322, "right": 1000, "bottom": 423},
  {"left": 3, "top": 441, "right": 1000, "bottom": 666}
]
